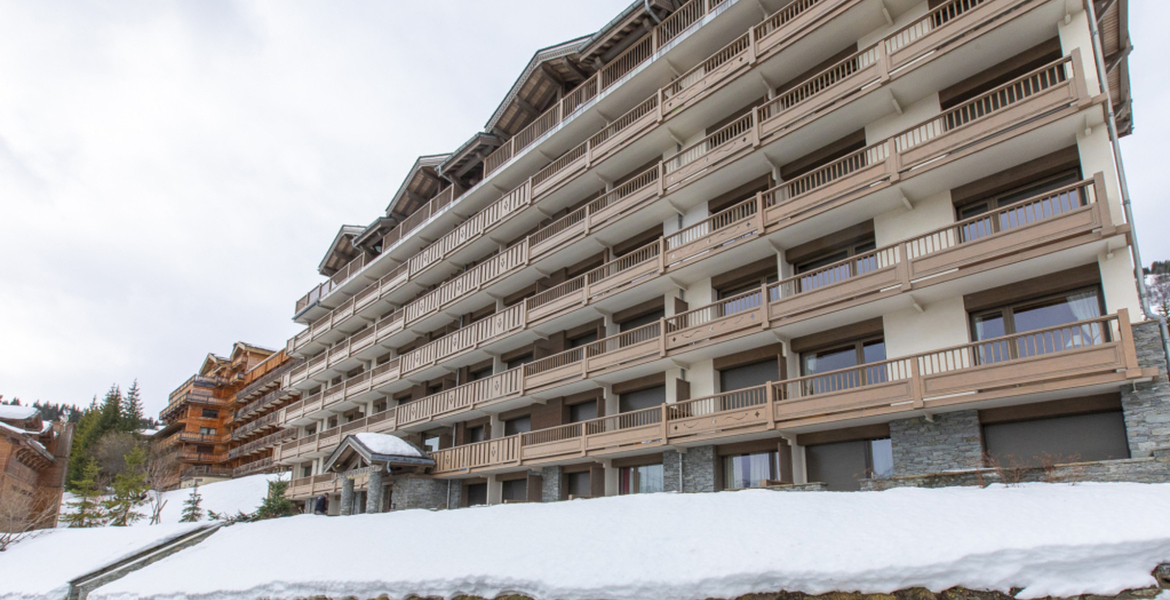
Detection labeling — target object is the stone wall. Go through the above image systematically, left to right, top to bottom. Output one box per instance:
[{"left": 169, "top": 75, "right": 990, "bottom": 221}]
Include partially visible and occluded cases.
[
  {"left": 1122, "top": 321, "right": 1170, "bottom": 457},
  {"left": 890, "top": 410, "right": 983, "bottom": 476},
  {"left": 664, "top": 446, "right": 717, "bottom": 493},
  {"left": 860, "top": 457, "right": 1170, "bottom": 490},
  {"left": 541, "top": 466, "right": 562, "bottom": 502},
  {"left": 390, "top": 476, "right": 451, "bottom": 511}
]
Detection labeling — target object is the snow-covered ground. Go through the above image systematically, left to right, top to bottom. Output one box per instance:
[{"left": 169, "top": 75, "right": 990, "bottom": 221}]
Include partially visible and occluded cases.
[
  {"left": 142, "top": 473, "right": 284, "bottom": 526},
  {"left": 78, "top": 483, "right": 1170, "bottom": 600},
  {"left": 0, "top": 524, "right": 202, "bottom": 600}
]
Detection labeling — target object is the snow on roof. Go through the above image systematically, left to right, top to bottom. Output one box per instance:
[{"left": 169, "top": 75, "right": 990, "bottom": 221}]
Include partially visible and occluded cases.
[
  {"left": 0, "top": 404, "right": 39, "bottom": 420},
  {"left": 0, "top": 420, "right": 30, "bottom": 436},
  {"left": 138, "top": 428, "right": 160, "bottom": 437},
  {"left": 353, "top": 432, "right": 427, "bottom": 458},
  {"left": 90, "top": 483, "right": 1170, "bottom": 600},
  {"left": 0, "top": 523, "right": 202, "bottom": 600}
]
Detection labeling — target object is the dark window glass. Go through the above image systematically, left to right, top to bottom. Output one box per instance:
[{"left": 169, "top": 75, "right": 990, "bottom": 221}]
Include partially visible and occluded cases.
[
  {"left": 957, "top": 171, "right": 1083, "bottom": 241},
  {"left": 972, "top": 288, "right": 1104, "bottom": 363},
  {"left": 619, "top": 310, "right": 664, "bottom": 333},
  {"left": 569, "top": 331, "right": 599, "bottom": 348},
  {"left": 800, "top": 338, "right": 886, "bottom": 394},
  {"left": 507, "top": 354, "right": 534, "bottom": 370},
  {"left": 720, "top": 359, "right": 779, "bottom": 392},
  {"left": 469, "top": 367, "right": 493, "bottom": 381},
  {"left": 619, "top": 385, "right": 666, "bottom": 413},
  {"left": 569, "top": 401, "right": 598, "bottom": 423},
  {"left": 201, "top": 409, "right": 219, "bottom": 419},
  {"left": 983, "top": 411, "right": 1129, "bottom": 467},
  {"left": 504, "top": 416, "right": 531, "bottom": 436},
  {"left": 466, "top": 425, "right": 485, "bottom": 443},
  {"left": 199, "top": 427, "right": 215, "bottom": 435},
  {"left": 805, "top": 438, "right": 892, "bottom": 491},
  {"left": 721, "top": 452, "right": 778, "bottom": 490},
  {"left": 619, "top": 464, "right": 664, "bottom": 494},
  {"left": 566, "top": 471, "right": 591, "bottom": 498},
  {"left": 501, "top": 479, "right": 527, "bottom": 502},
  {"left": 465, "top": 483, "right": 488, "bottom": 506}
]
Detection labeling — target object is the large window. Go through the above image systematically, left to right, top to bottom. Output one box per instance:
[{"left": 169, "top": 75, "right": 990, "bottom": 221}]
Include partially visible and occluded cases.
[
  {"left": 957, "top": 171, "right": 1083, "bottom": 242},
  {"left": 792, "top": 235, "right": 877, "bottom": 294},
  {"left": 971, "top": 287, "right": 1104, "bottom": 363},
  {"left": 619, "top": 310, "right": 664, "bottom": 333},
  {"left": 800, "top": 338, "right": 886, "bottom": 394},
  {"left": 720, "top": 359, "right": 779, "bottom": 392},
  {"left": 619, "top": 386, "right": 665, "bottom": 413},
  {"left": 569, "top": 401, "right": 598, "bottom": 423},
  {"left": 201, "top": 409, "right": 219, "bottom": 419},
  {"left": 983, "top": 412, "right": 1128, "bottom": 467},
  {"left": 504, "top": 416, "right": 531, "bottom": 436},
  {"left": 466, "top": 425, "right": 485, "bottom": 443},
  {"left": 805, "top": 438, "right": 893, "bottom": 491},
  {"left": 722, "top": 451, "right": 779, "bottom": 490},
  {"left": 619, "top": 464, "right": 664, "bottom": 494},
  {"left": 565, "top": 471, "right": 591, "bottom": 498},
  {"left": 501, "top": 478, "right": 527, "bottom": 502},
  {"left": 465, "top": 483, "right": 487, "bottom": 507}
]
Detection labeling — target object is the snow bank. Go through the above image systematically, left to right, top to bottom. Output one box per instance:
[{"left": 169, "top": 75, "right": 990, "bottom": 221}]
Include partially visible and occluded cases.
[
  {"left": 354, "top": 432, "right": 426, "bottom": 457},
  {"left": 142, "top": 473, "right": 284, "bottom": 526},
  {"left": 90, "top": 483, "right": 1170, "bottom": 600},
  {"left": 0, "top": 524, "right": 201, "bottom": 600}
]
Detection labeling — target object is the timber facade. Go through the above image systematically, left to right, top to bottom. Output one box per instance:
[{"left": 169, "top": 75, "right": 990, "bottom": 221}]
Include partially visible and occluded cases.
[
  {"left": 276, "top": 0, "right": 1153, "bottom": 513},
  {"left": 0, "top": 406, "right": 74, "bottom": 529}
]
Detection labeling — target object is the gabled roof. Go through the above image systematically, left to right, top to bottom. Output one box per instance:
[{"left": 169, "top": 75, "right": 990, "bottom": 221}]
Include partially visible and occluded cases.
[
  {"left": 576, "top": 0, "right": 672, "bottom": 67},
  {"left": 484, "top": 35, "right": 592, "bottom": 137},
  {"left": 438, "top": 132, "right": 503, "bottom": 188},
  {"left": 385, "top": 154, "right": 451, "bottom": 219},
  {"left": 352, "top": 216, "right": 399, "bottom": 253},
  {"left": 317, "top": 225, "right": 367, "bottom": 277},
  {"left": 198, "top": 354, "right": 229, "bottom": 377},
  {"left": 0, "top": 404, "right": 39, "bottom": 421},
  {"left": 324, "top": 433, "right": 434, "bottom": 474}
]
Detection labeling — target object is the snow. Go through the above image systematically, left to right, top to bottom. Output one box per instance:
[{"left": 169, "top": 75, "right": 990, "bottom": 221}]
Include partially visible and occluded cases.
[
  {"left": 0, "top": 404, "right": 39, "bottom": 420},
  {"left": 0, "top": 421, "right": 30, "bottom": 436},
  {"left": 138, "top": 428, "right": 160, "bottom": 436},
  {"left": 353, "top": 432, "right": 427, "bottom": 458},
  {"left": 141, "top": 473, "right": 285, "bottom": 526},
  {"left": 89, "top": 483, "right": 1170, "bottom": 600},
  {"left": 0, "top": 523, "right": 202, "bottom": 600}
]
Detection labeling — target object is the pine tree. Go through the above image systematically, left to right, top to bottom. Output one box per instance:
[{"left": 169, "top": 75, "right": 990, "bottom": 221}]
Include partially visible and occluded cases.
[
  {"left": 121, "top": 380, "right": 144, "bottom": 432},
  {"left": 97, "top": 385, "right": 122, "bottom": 434},
  {"left": 66, "top": 399, "right": 102, "bottom": 492},
  {"left": 103, "top": 446, "right": 148, "bottom": 526},
  {"left": 62, "top": 459, "right": 106, "bottom": 528},
  {"left": 254, "top": 479, "right": 297, "bottom": 520},
  {"left": 179, "top": 483, "right": 204, "bottom": 523}
]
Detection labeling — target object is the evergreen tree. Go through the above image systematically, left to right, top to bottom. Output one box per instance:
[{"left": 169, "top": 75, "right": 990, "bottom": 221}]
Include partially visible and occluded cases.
[
  {"left": 121, "top": 380, "right": 144, "bottom": 432},
  {"left": 97, "top": 385, "right": 122, "bottom": 434},
  {"left": 66, "top": 398, "right": 102, "bottom": 491},
  {"left": 103, "top": 446, "right": 148, "bottom": 526},
  {"left": 62, "top": 459, "right": 106, "bottom": 528},
  {"left": 254, "top": 479, "right": 297, "bottom": 520},
  {"left": 179, "top": 483, "right": 204, "bottom": 523}
]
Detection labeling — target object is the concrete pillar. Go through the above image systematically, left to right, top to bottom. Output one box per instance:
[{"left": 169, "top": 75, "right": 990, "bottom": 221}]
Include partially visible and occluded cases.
[
  {"left": 1122, "top": 321, "right": 1170, "bottom": 458},
  {"left": 890, "top": 410, "right": 984, "bottom": 476},
  {"left": 541, "top": 466, "right": 562, "bottom": 502},
  {"left": 366, "top": 470, "right": 385, "bottom": 514},
  {"left": 486, "top": 474, "right": 502, "bottom": 505},
  {"left": 340, "top": 477, "right": 354, "bottom": 516}
]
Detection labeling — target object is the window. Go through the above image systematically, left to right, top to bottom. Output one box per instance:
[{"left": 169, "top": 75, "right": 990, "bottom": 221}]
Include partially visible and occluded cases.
[
  {"left": 956, "top": 171, "right": 1083, "bottom": 241},
  {"left": 792, "top": 235, "right": 877, "bottom": 294},
  {"left": 718, "top": 274, "right": 779, "bottom": 301},
  {"left": 971, "top": 287, "right": 1104, "bottom": 363},
  {"left": 619, "top": 309, "right": 663, "bottom": 333},
  {"left": 569, "top": 331, "right": 599, "bottom": 349},
  {"left": 800, "top": 338, "right": 886, "bottom": 394},
  {"left": 507, "top": 354, "right": 534, "bottom": 370},
  {"left": 720, "top": 359, "right": 779, "bottom": 392},
  {"left": 469, "top": 366, "right": 493, "bottom": 381},
  {"left": 426, "top": 383, "right": 443, "bottom": 396},
  {"left": 619, "top": 386, "right": 665, "bottom": 413},
  {"left": 569, "top": 401, "right": 598, "bottom": 423},
  {"left": 201, "top": 409, "right": 219, "bottom": 419},
  {"left": 983, "top": 412, "right": 1128, "bottom": 467},
  {"left": 504, "top": 416, "right": 531, "bottom": 436},
  {"left": 304, "top": 424, "right": 317, "bottom": 436},
  {"left": 466, "top": 425, "right": 485, "bottom": 443},
  {"left": 198, "top": 427, "right": 216, "bottom": 436},
  {"left": 423, "top": 435, "right": 441, "bottom": 452},
  {"left": 805, "top": 438, "right": 893, "bottom": 491},
  {"left": 722, "top": 451, "right": 779, "bottom": 490},
  {"left": 619, "top": 464, "right": 664, "bottom": 494},
  {"left": 301, "top": 466, "right": 312, "bottom": 478},
  {"left": 566, "top": 471, "right": 591, "bottom": 498},
  {"left": 501, "top": 478, "right": 527, "bottom": 502},
  {"left": 465, "top": 483, "right": 487, "bottom": 507}
]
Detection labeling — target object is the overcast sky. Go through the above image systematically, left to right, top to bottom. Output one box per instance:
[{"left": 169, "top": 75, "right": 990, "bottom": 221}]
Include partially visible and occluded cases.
[{"left": 1, "top": 1, "right": 1167, "bottom": 417}]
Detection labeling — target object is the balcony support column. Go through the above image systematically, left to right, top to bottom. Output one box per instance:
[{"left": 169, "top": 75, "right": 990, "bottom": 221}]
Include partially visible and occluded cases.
[{"left": 339, "top": 477, "right": 355, "bottom": 516}]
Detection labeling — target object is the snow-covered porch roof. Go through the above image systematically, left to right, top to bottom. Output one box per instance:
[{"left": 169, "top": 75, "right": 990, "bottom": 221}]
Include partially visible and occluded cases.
[{"left": 324, "top": 433, "right": 434, "bottom": 476}]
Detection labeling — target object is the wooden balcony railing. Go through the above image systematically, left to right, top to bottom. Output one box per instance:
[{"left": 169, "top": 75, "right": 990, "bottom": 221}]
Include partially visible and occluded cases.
[
  {"left": 283, "top": 19, "right": 1095, "bottom": 418},
  {"left": 430, "top": 311, "right": 1145, "bottom": 475},
  {"left": 228, "top": 428, "right": 294, "bottom": 459},
  {"left": 178, "top": 432, "right": 228, "bottom": 444},
  {"left": 178, "top": 450, "right": 229, "bottom": 464},
  {"left": 232, "top": 457, "right": 281, "bottom": 478}
]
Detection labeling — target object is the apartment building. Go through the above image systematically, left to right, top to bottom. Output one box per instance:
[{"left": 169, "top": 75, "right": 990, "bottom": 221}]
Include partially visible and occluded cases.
[
  {"left": 277, "top": 0, "right": 1155, "bottom": 514},
  {"left": 159, "top": 343, "right": 298, "bottom": 488},
  {"left": 0, "top": 405, "right": 74, "bottom": 529}
]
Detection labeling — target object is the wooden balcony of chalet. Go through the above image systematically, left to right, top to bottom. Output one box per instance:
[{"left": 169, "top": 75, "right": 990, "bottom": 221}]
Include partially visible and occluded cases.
[{"left": 161, "top": 375, "right": 228, "bottom": 421}]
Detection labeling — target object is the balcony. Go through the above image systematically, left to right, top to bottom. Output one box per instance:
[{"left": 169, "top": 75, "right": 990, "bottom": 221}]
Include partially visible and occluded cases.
[
  {"left": 286, "top": 0, "right": 1082, "bottom": 381},
  {"left": 281, "top": 53, "right": 1102, "bottom": 417},
  {"left": 278, "top": 166, "right": 1121, "bottom": 445},
  {"left": 430, "top": 311, "right": 1152, "bottom": 476},
  {"left": 162, "top": 375, "right": 227, "bottom": 420},
  {"left": 277, "top": 406, "right": 398, "bottom": 463},
  {"left": 231, "top": 409, "right": 284, "bottom": 440},
  {"left": 228, "top": 428, "right": 294, "bottom": 459},
  {"left": 177, "top": 432, "right": 228, "bottom": 444},
  {"left": 178, "top": 449, "right": 229, "bottom": 464},
  {"left": 232, "top": 457, "right": 282, "bottom": 478},
  {"left": 180, "top": 465, "right": 234, "bottom": 479},
  {"left": 287, "top": 473, "right": 368, "bottom": 500}
]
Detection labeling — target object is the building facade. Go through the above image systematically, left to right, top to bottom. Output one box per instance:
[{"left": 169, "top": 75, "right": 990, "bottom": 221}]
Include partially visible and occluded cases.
[
  {"left": 277, "top": 0, "right": 1153, "bottom": 514},
  {"left": 159, "top": 343, "right": 298, "bottom": 488},
  {"left": 0, "top": 405, "right": 74, "bottom": 529}
]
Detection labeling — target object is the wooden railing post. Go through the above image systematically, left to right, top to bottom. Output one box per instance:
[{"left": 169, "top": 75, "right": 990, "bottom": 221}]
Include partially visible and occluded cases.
[
  {"left": 876, "top": 40, "right": 891, "bottom": 83},
  {"left": 885, "top": 139, "right": 901, "bottom": 182},
  {"left": 658, "top": 238, "right": 667, "bottom": 274},
  {"left": 897, "top": 242, "right": 912, "bottom": 290},
  {"left": 759, "top": 283, "right": 770, "bottom": 330},
  {"left": 1117, "top": 308, "right": 1140, "bottom": 372},
  {"left": 658, "top": 318, "right": 667, "bottom": 358},
  {"left": 910, "top": 359, "right": 924, "bottom": 409},
  {"left": 766, "top": 381, "right": 776, "bottom": 429},
  {"left": 661, "top": 402, "right": 670, "bottom": 444}
]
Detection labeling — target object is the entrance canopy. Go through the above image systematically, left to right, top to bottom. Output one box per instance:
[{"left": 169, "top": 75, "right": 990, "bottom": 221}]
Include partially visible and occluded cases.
[{"left": 324, "top": 433, "right": 434, "bottom": 476}]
